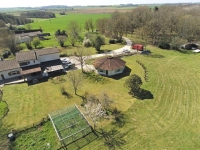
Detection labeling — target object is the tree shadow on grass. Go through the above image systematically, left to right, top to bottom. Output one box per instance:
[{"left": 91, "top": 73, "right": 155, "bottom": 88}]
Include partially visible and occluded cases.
[
  {"left": 109, "top": 66, "right": 131, "bottom": 80},
  {"left": 130, "top": 88, "right": 154, "bottom": 100},
  {"left": 62, "top": 91, "right": 73, "bottom": 99},
  {"left": 111, "top": 108, "right": 127, "bottom": 128},
  {"left": 98, "top": 128, "right": 126, "bottom": 150},
  {"left": 58, "top": 131, "right": 98, "bottom": 150}
]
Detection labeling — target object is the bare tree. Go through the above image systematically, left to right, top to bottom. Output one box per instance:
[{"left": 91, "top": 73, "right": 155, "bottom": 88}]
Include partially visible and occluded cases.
[
  {"left": 0, "top": 29, "right": 19, "bottom": 55},
  {"left": 55, "top": 35, "right": 67, "bottom": 47},
  {"left": 74, "top": 47, "right": 91, "bottom": 73},
  {"left": 67, "top": 71, "right": 83, "bottom": 95}
]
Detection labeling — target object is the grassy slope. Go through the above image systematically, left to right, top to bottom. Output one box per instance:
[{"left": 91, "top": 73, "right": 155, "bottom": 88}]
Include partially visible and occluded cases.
[
  {"left": 3, "top": 46, "right": 200, "bottom": 149},
  {"left": 83, "top": 46, "right": 200, "bottom": 149},
  {"left": 0, "top": 101, "right": 7, "bottom": 118}
]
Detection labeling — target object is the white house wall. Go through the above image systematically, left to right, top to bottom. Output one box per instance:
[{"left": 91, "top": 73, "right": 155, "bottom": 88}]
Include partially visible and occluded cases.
[
  {"left": 37, "top": 53, "right": 59, "bottom": 62},
  {"left": 97, "top": 67, "right": 125, "bottom": 76},
  {"left": 0, "top": 68, "right": 21, "bottom": 80}
]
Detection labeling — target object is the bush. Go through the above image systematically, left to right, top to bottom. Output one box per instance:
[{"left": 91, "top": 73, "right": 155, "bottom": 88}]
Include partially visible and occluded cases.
[
  {"left": 83, "top": 38, "right": 92, "bottom": 47},
  {"left": 115, "top": 38, "right": 123, "bottom": 43},
  {"left": 109, "top": 39, "right": 116, "bottom": 44},
  {"left": 25, "top": 42, "right": 32, "bottom": 49},
  {"left": 158, "top": 42, "right": 170, "bottom": 49},
  {"left": 2, "top": 50, "right": 11, "bottom": 58}
]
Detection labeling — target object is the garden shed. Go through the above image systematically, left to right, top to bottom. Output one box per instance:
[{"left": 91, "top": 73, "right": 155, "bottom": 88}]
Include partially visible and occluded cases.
[{"left": 93, "top": 56, "right": 126, "bottom": 76}]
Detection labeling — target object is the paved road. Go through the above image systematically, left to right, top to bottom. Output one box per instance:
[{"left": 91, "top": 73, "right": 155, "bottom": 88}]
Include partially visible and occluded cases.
[{"left": 67, "top": 37, "right": 136, "bottom": 70}]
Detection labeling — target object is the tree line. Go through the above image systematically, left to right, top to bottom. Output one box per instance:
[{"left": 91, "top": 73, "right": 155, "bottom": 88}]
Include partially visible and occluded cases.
[
  {"left": 96, "top": 5, "right": 200, "bottom": 50},
  {"left": 20, "top": 11, "right": 56, "bottom": 18},
  {"left": 0, "top": 13, "right": 33, "bottom": 27}
]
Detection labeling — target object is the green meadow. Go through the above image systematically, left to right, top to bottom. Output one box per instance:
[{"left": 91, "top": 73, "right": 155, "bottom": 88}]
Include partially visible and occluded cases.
[
  {"left": 30, "top": 13, "right": 111, "bottom": 34},
  {"left": 2, "top": 46, "right": 200, "bottom": 149}
]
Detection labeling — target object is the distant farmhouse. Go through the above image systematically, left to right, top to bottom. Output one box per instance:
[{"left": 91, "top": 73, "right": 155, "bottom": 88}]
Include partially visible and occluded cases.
[
  {"left": 16, "top": 31, "right": 42, "bottom": 43},
  {"left": 0, "top": 47, "right": 64, "bottom": 81}
]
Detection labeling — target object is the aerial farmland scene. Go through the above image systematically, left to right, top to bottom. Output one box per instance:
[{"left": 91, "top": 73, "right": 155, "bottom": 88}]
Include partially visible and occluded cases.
[{"left": 0, "top": 0, "right": 200, "bottom": 149}]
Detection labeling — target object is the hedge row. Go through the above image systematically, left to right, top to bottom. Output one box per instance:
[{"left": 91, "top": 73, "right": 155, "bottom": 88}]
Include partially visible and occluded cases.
[{"left": 136, "top": 60, "right": 148, "bottom": 82}]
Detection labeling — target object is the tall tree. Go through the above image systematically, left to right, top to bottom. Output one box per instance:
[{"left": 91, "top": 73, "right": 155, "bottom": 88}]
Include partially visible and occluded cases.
[
  {"left": 88, "top": 19, "right": 94, "bottom": 32},
  {"left": 67, "top": 20, "right": 80, "bottom": 46},
  {"left": 84, "top": 20, "right": 90, "bottom": 32},
  {"left": 0, "top": 29, "right": 19, "bottom": 55},
  {"left": 94, "top": 35, "right": 105, "bottom": 51},
  {"left": 74, "top": 47, "right": 91, "bottom": 73},
  {"left": 67, "top": 71, "right": 83, "bottom": 95},
  {"left": 124, "top": 74, "right": 143, "bottom": 96}
]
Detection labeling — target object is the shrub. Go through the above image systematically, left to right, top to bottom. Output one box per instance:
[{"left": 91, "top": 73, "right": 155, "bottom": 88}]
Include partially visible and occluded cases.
[
  {"left": 83, "top": 38, "right": 92, "bottom": 47},
  {"left": 115, "top": 38, "right": 123, "bottom": 43},
  {"left": 109, "top": 39, "right": 116, "bottom": 44},
  {"left": 25, "top": 42, "right": 32, "bottom": 49},
  {"left": 158, "top": 42, "right": 170, "bottom": 49},
  {"left": 2, "top": 50, "right": 11, "bottom": 58}
]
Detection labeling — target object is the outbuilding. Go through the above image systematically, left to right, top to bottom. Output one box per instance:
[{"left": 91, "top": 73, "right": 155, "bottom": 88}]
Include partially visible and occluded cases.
[{"left": 93, "top": 56, "right": 126, "bottom": 76}]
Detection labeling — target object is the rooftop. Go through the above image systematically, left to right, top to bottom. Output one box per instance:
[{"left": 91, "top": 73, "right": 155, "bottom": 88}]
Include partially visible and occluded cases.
[
  {"left": 16, "top": 31, "right": 42, "bottom": 37},
  {"left": 35, "top": 47, "right": 60, "bottom": 56},
  {"left": 16, "top": 51, "right": 36, "bottom": 62},
  {"left": 93, "top": 56, "right": 126, "bottom": 70},
  {"left": 0, "top": 59, "right": 20, "bottom": 72}
]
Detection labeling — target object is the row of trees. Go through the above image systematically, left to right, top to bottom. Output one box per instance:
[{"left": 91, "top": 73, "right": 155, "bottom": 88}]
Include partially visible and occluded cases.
[
  {"left": 96, "top": 5, "right": 200, "bottom": 49},
  {"left": 20, "top": 11, "right": 56, "bottom": 18},
  {"left": 0, "top": 13, "right": 33, "bottom": 26}
]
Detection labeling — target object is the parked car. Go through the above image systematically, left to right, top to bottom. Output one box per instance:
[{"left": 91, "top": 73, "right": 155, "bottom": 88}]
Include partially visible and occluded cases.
[
  {"left": 123, "top": 49, "right": 130, "bottom": 53},
  {"left": 140, "top": 50, "right": 151, "bottom": 55},
  {"left": 60, "top": 57, "right": 70, "bottom": 63}
]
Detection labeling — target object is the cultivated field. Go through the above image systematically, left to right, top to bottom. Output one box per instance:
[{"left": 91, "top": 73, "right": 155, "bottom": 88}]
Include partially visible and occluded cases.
[{"left": 2, "top": 46, "right": 200, "bottom": 149}]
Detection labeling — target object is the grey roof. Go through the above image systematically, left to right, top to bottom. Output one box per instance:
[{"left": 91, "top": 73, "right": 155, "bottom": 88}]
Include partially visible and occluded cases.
[
  {"left": 16, "top": 31, "right": 42, "bottom": 37},
  {"left": 35, "top": 47, "right": 60, "bottom": 56},
  {"left": 16, "top": 51, "right": 36, "bottom": 62},
  {"left": 0, "top": 59, "right": 20, "bottom": 72}
]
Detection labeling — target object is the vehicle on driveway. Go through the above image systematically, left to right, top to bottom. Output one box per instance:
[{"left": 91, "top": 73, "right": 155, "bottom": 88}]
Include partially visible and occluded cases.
[
  {"left": 123, "top": 49, "right": 130, "bottom": 53},
  {"left": 140, "top": 50, "right": 151, "bottom": 55},
  {"left": 61, "top": 57, "right": 75, "bottom": 69}
]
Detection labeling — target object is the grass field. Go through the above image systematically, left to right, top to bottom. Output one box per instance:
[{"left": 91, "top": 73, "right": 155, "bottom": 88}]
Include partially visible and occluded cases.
[
  {"left": 29, "top": 13, "right": 110, "bottom": 34},
  {"left": 2, "top": 46, "right": 200, "bottom": 149}
]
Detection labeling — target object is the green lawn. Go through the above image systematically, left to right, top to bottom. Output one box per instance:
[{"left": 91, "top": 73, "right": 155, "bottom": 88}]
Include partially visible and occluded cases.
[
  {"left": 29, "top": 13, "right": 110, "bottom": 34},
  {"left": 2, "top": 46, "right": 200, "bottom": 149},
  {"left": 0, "top": 101, "right": 7, "bottom": 119}
]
